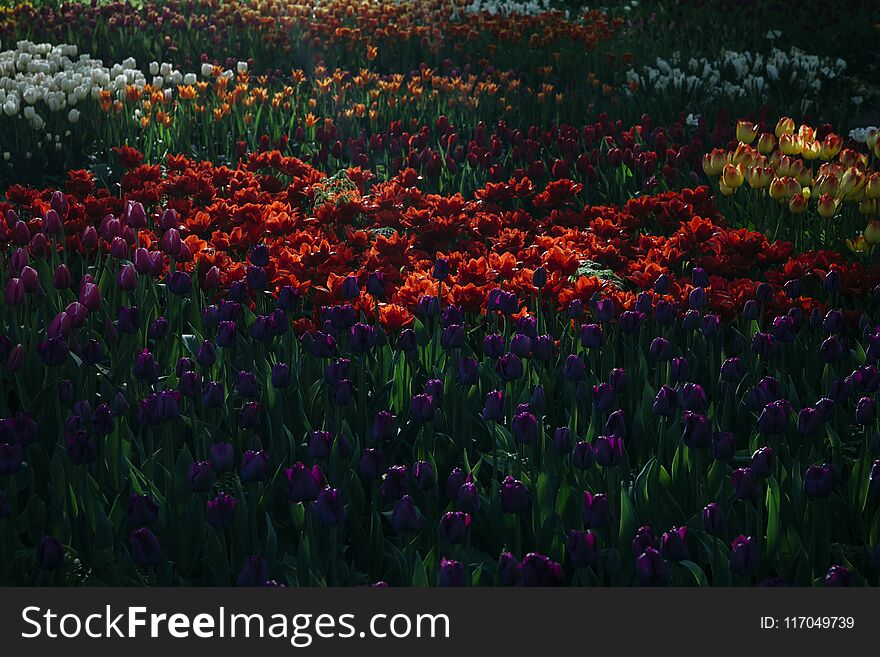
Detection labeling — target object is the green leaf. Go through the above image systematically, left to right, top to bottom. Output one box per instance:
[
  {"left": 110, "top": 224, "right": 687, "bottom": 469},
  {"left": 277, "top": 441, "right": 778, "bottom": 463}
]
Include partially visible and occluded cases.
[
  {"left": 412, "top": 552, "right": 429, "bottom": 587},
  {"left": 679, "top": 560, "right": 709, "bottom": 586}
]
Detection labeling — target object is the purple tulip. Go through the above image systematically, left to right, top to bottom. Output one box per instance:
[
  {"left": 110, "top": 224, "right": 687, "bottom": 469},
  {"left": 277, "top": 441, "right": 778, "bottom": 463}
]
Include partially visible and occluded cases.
[
  {"left": 580, "top": 323, "right": 603, "bottom": 349},
  {"left": 496, "top": 352, "right": 523, "bottom": 381},
  {"left": 271, "top": 363, "right": 291, "bottom": 388},
  {"left": 592, "top": 382, "right": 615, "bottom": 412},
  {"left": 679, "top": 383, "right": 708, "bottom": 413},
  {"left": 652, "top": 385, "right": 677, "bottom": 417},
  {"left": 482, "top": 389, "right": 504, "bottom": 422},
  {"left": 410, "top": 393, "right": 436, "bottom": 423},
  {"left": 856, "top": 397, "right": 877, "bottom": 425},
  {"left": 758, "top": 400, "right": 789, "bottom": 434},
  {"left": 512, "top": 411, "right": 539, "bottom": 444},
  {"left": 681, "top": 411, "right": 711, "bottom": 449},
  {"left": 308, "top": 430, "right": 334, "bottom": 460},
  {"left": 593, "top": 435, "right": 624, "bottom": 466},
  {"left": 750, "top": 447, "right": 774, "bottom": 478},
  {"left": 359, "top": 448, "right": 385, "bottom": 479},
  {"left": 240, "top": 450, "right": 269, "bottom": 483},
  {"left": 187, "top": 461, "right": 215, "bottom": 493},
  {"left": 411, "top": 461, "right": 435, "bottom": 492},
  {"left": 286, "top": 463, "right": 323, "bottom": 503},
  {"left": 804, "top": 464, "right": 833, "bottom": 498},
  {"left": 380, "top": 465, "right": 408, "bottom": 500},
  {"left": 731, "top": 467, "right": 759, "bottom": 500},
  {"left": 500, "top": 476, "right": 530, "bottom": 513},
  {"left": 313, "top": 487, "right": 345, "bottom": 526},
  {"left": 583, "top": 491, "right": 612, "bottom": 528},
  {"left": 127, "top": 493, "right": 158, "bottom": 527},
  {"left": 206, "top": 494, "right": 238, "bottom": 528},
  {"left": 391, "top": 495, "right": 421, "bottom": 532},
  {"left": 702, "top": 502, "right": 725, "bottom": 536},
  {"left": 439, "top": 511, "right": 471, "bottom": 544},
  {"left": 660, "top": 526, "right": 689, "bottom": 562},
  {"left": 130, "top": 528, "right": 161, "bottom": 567},
  {"left": 567, "top": 530, "right": 598, "bottom": 568},
  {"left": 730, "top": 535, "right": 759, "bottom": 577},
  {"left": 36, "top": 536, "right": 64, "bottom": 570},
  {"left": 635, "top": 548, "right": 668, "bottom": 586},
  {"left": 497, "top": 552, "right": 522, "bottom": 586},
  {"left": 521, "top": 553, "right": 565, "bottom": 587},
  {"left": 237, "top": 556, "right": 269, "bottom": 587},
  {"left": 438, "top": 557, "right": 464, "bottom": 586},
  {"left": 824, "top": 565, "right": 852, "bottom": 587}
]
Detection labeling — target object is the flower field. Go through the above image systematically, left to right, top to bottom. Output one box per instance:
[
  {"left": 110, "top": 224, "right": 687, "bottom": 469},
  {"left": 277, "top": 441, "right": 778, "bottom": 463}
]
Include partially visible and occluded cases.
[{"left": 1, "top": 0, "right": 880, "bottom": 587}]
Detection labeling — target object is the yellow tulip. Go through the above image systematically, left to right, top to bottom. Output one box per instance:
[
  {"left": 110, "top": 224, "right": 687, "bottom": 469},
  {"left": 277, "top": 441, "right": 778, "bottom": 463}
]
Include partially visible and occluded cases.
[
  {"left": 775, "top": 117, "right": 795, "bottom": 138},
  {"left": 736, "top": 120, "right": 758, "bottom": 144},
  {"left": 757, "top": 132, "right": 776, "bottom": 154},
  {"left": 722, "top": 162, "right": 745, "bottom": 188},
  {"left": 788, "top": 193, "right": 808, "bottom": 214},
  {"left": 817, "top": 193, "right": 837, "bottom": 218},
  {"left": 865, "top": 220, "right": 880, "bottom": 245},
  {"left": 846, "top": 235, "right": 870, "bottom": 255}
]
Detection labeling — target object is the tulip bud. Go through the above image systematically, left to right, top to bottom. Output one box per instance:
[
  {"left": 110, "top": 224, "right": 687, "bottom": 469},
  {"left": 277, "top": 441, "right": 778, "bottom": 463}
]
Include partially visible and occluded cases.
[
  {"left": 775, "top": 117, "right": 795, "bottom": 138},
  {"left": 736, "top": 120, "right": 758, "bottom": 144},
  {"left": 788, "top": 193, "right": 808, "bottom": 214},
  {"left": 817, "top": 193, "right": 837, "bottom": 218},
  {"left": 130, "top": 527, "right": 162, "bottom": 567},
  {"left": 730, "top": 535, "right": 759, "bottom": 577},
  {"left": 36, "top": 536, "right": 64, "bottom": 570}
]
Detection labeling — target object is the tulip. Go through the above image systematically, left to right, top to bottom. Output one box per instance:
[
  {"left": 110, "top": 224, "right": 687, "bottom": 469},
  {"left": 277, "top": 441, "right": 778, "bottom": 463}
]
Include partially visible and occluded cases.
[
  {"left": 722, "top": 163, "right": 744, "bottom": 189},
  {"left": 168, "top": 271, "right": 192, "bottom": 295},
  {"left": 3, "top": 278, "right": 23, "bottom": 306},
  {"left": 579, "top": 323, "right": 603, "bottom": 349},
  {"left": 195, "top": 340, "right": 217, "bottom": 367},
  {"left": 495, "top": 352, "right": 523, "bottom": 381},
  {"left": 592, "top": 382, "right": 615, "bottom": 413},
  {"left": 652, "top": 385, "right": 677, "bottom": 417},
  {"left": 410, "top": 393, "right": 436, "bottom": 423},
  {"left": 856, "top": 396, "right": 876, "bottom": 425},
  {"left": 758, "top": 401, "right": 789, "bottom": 434},
  {"left": 508, "top": 412, "right": 538, "bottom": 446},
  {"left": 681, "top": 412, "right": 711, "bottom": 449},
  {"left": 307, "top": 431, "right": 333, "bottom": 460},
  {"left": 712, "top": 432, "right": 736, "bottom": 461},
  {"left": 593, "top": 435, "right": 624, "bottom": 466},
  {"left": 572, "top": 441, "right": 593, "bottom": 470},
  {"left": 750, "top": 447, "right": 775, "bottom": 478},
  {"left": 359, "top": 449, "right": 385, "bottom": 480},
  {"left": 240, "top": 450, "right": 269, "bottom": 483},
  {"left": 187, "top": 461, "right": 215, "bottom": 493},
  {"left": 409, "top": 461, "right": 434, "bottom": 492},
  {"left": 286, "top": 463, "right": 323, "bottom": 503},
  {"left": 804, "top": 464, "right": 833, "bottom": 498},
  {"left": 732, "top": 467, "right": 759, "bottom": 500},
  {"left": 500, "top": 476, "right": 530, "bottom": 513},
  {"left": 583, "top": 491, "right": 612, "bottom": 529},
  {"left": 206, "top": 494, "right": 238, "bottom": 528},
  {"left": 391, "top": 495, "right": 421, "bottom": 532},
  {"left": 702, "top": 502, "right": 725, "bottom": 537},
  {"left": 439, "top": 511, "right": 471, "bottom": 544},
  {"left": 632, "top": 526, "right": 656, "bottom": 556},
  {"left": 660, "top": 526, "right": 689, "bottom": 562},
  {"left": 567, "top": 530, "right": 598, "bottom": 568},
  {"left": 730, "top": 535, "right": 759, "bottom": 577},
  {"left": 36, "top": 536, "right": 64, "bottom": 571},
  {"left": 635, "top": 548, "right": 668, "bottom": 586},
  {"left": 521, "top": 553, "right": 565, "bottom": 587},
  {"left": 237, "top": 556, "right": 269, "bottom": 587},
  {"left": 438, "top": 557, "right": 464, "bottom": 587},
  {"left": 824, "top": 565, "right": 852, "bottom": 587}
]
